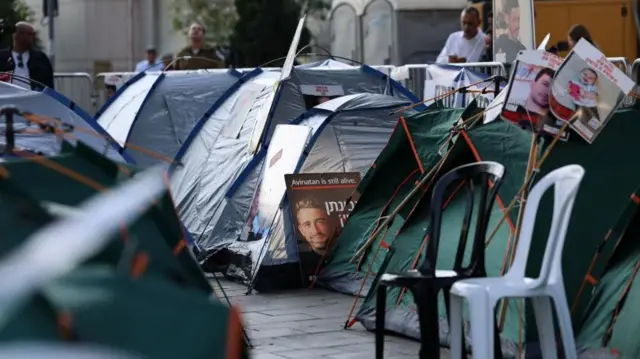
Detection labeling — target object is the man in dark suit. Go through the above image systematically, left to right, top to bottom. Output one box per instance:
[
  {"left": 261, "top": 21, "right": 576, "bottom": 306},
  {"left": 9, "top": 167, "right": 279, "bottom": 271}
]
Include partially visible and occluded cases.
[{"left": 0, "top": 22, "right": 54, "bottom": 90}]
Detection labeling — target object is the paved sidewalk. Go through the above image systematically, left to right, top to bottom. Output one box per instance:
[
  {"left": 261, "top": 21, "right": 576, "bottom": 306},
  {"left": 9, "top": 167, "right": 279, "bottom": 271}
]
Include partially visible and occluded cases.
[{"left": 211, "top": 276, "right": 446, "bottom": 359}]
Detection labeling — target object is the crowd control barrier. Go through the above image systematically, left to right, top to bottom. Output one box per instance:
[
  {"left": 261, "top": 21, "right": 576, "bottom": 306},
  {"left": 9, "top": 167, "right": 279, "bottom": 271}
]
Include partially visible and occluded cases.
[
  {"left": 48, "top": 59, "right": 640, "bottom": 117},
  {"left": 53, "top": 72, "right": 95, "bottom": 114}
]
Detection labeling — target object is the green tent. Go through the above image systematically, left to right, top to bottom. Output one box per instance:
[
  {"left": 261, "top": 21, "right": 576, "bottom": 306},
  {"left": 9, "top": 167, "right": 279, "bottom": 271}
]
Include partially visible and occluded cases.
[
  {"left": 320, "top": 105, "right": 640, "bottom": 356},
  {"left": 318, "top": 106, "right": 468, "bottom": 296},
  {"left": 1, "top": 142, "right": 212, "bottom": 293},
  {"left": 0, "top": 144, "right": 248, "bottom": 358},
  {"left": 575, "top": 185, "right": 640, "bottom": 359}
]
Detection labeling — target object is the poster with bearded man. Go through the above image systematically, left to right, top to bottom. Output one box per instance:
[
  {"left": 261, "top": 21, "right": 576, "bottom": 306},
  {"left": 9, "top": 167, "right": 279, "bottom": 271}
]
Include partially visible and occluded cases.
[{"left": 285, "top": 172, "right": 361, "bottom": 282}]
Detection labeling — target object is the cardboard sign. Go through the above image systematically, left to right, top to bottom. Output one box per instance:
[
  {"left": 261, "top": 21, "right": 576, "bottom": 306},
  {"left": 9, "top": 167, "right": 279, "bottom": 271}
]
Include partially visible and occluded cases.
[
  {"left": 549, "top": 39, "right": 634, "bottom": 143},
  {"left": 500, "top": 50, "right": 568, "bottom": 139},
  {"left": 299, "top": 85, "right": 345, "bottom": 97},
  {"left": 285, "top": 172, "right": 361, "bottom": 281}
]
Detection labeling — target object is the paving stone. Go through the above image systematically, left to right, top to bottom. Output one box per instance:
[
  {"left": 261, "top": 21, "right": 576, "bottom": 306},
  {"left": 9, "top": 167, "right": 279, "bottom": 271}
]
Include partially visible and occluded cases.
[{"left": 214, "top": 278, "right": 429, "bottom": 358}]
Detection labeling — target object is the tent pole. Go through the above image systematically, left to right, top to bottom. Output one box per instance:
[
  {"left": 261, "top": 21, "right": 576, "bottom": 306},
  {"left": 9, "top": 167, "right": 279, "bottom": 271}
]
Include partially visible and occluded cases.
[
  {"left": 349, "top": 78, "right": 504, "bottom": 264},
  {"left": 483, "top": 121, "right": 571, "bottom": 249},
  {"left": 349, "top": 146, "right": 453, "bottom": 264}
]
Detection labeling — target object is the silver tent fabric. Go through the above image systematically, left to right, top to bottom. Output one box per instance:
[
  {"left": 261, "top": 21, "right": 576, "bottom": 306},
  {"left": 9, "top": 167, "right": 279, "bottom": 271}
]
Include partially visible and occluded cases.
[
  {"left": 258, "top": 59, "right": 417, "bottom": 147},
  {"left": 171, "top": 61, "right": 419, "bottom": 262},
  {"left": 96, "top": 70, "right": 241, "bottom": 168},
  {"left": 170, "top": 71, "right": 281, "bottom": 246},
  {"left": 97, "top": 72, "right": 161, "bottom": 147},
  {"left": 0, "top": 82, "right": 125, "bottom": 162},
  {"left": 202, "top": 94, "right": 415, "bottom": 279}
]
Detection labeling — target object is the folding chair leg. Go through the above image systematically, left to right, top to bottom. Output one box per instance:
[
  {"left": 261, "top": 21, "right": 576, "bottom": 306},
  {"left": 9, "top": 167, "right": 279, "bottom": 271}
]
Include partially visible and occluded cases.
[
  {"left": 375, "top": 284, "right": 387, "bottom": 359},
  {"left": 414, "top": 285, "right": 441, "bottom": 359},
  {"left": 551, "top": 290, "right": 578, "bottom": 359},
  {"left": 449, "top": 294, "right": 465, "bottom": 359},
  {"left": 468, "top": 296, "right": 494, "bottom": 359},
  {"left": 532, "top": 296, "right": 558, "bottom": 359}
]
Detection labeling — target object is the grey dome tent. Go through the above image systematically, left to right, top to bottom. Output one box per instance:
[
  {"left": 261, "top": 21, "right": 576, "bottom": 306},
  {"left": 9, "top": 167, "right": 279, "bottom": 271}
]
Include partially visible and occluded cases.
[
  {"left": 253, "top": 59, "right": 421, "bottom": 150},
  {"left": 169, "top": 61, "right": 422, "bottom": 260},
  {"left": 95, "top": 69, "right": 243, "bottom": 167},
  {"left": 169, "top": 69, "right": 280, "bottom": 248},
  {"left": 0, "top": 82, "right": 127, "bottom": 163},
  {"left": 193, "top": 93, "right": 417, "bottom": 290}
]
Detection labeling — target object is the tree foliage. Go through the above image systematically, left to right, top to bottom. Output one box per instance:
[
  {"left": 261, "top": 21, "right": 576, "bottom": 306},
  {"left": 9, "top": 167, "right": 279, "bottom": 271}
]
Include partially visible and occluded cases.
[
  {"left": 0, "top": 0, "right": 38, "bottom": 49},
  {"left": 170, "top": 0, "right": 238, "bottom": 46},
  {"left": 230, "top": 0, "right": 313, "bottom": 68}
]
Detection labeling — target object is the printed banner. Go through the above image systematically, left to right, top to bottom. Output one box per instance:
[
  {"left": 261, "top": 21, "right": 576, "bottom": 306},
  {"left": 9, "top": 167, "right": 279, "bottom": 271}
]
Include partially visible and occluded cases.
[
  {"left": 493, "top": 0, "right": 535, "bottom": 64},
  {"left": 549, "top": 39, "right": 635, "bottom": 144},
  {"left": 501, "top": 50, "right": 568, "bottom": 139},
  {"left": 423, "top": 65, "right": 495, "bottom": 108},
  {"left": 285, "top": 172, "right": 361, "bottom": 280}
]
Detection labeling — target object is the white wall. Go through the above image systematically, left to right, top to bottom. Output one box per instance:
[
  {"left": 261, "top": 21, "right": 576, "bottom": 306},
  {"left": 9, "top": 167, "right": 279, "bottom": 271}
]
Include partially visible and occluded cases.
[{"left": 23, "top": 0, "right": 187, "bottom": 73}]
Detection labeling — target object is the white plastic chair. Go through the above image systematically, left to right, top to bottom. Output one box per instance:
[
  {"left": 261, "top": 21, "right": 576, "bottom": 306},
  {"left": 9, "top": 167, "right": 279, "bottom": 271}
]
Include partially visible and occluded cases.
[{"left": 449, "top": 164, "right": 585, "bottom": 359}]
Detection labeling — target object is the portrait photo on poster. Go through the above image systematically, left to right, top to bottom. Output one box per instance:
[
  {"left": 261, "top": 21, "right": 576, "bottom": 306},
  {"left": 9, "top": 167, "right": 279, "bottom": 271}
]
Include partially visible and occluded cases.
[
  {"left": 493, "top": 0, "right": 535, "bottom": 64},
  {"left": 549, "top": 39, "right": 635, "bottom": 144},
  {"left": 500, "top": 50, "right": 568, "bottom": 139},
  {"left": 285, "top": 172, "right": 361, "bottom": 280}
]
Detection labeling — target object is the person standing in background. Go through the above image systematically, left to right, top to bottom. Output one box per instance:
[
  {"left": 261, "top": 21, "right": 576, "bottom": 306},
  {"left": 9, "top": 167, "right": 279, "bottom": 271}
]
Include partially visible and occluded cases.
[
  {"left": 436, "top": 7, "right": 486, "bottom": 64},
  {"left": 481, "top": 11, "right": 494, "bottom": 62},
  {"left": 0, "top": 22, "right": 54, "bottom": 90},
  {"left": 173, "top": 23, "right": 225, "bottom": 70},
  {"left": 568, "top": 24, "right": 597, "bottom": 49},
  {"left": 134, "top": 47, "right": 163, "bottom": 72}
]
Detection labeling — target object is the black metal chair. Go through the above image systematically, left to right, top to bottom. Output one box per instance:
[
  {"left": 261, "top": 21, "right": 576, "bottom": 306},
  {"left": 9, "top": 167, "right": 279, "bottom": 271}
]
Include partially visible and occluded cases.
[{"left": 375, "top": 161, "right": 506, "bottom": 359}]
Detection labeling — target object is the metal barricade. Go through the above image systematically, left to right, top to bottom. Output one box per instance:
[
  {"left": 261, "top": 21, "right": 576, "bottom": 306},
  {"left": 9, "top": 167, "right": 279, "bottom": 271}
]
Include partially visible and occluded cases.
[
  {"left": 392, "top": 62, "right": 507, "bottom": 101},
  {"left": 370, "top": 65, "right": 396, "bottom": 76},
  {"left": 94, "top": 72, "right": 139, "bottom": 111},
  {"left": 53, "top": 73, "right": 94, "bottom": 114}
]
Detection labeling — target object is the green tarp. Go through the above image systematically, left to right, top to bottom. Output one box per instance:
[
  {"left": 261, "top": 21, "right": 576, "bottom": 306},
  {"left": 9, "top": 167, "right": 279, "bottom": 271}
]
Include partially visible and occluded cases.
[{"left": 0, "top": 143, "right": 246, "bottom": 358}]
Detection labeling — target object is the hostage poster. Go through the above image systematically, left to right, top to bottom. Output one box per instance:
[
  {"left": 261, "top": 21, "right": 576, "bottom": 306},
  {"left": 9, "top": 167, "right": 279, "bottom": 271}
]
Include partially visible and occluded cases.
[
  {"left": 549, "top": 39, "right": 635, "bottom": 143},
  {"left": 500, "top": 50, "right": 568, "bottom": 139},
  {"left": 285, "top": 172, "right": 361, "bottom": 281}
]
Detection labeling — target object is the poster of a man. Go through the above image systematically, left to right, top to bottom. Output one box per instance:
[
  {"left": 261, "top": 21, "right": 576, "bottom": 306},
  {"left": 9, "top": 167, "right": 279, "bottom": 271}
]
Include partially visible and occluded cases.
[
  {"left": 493, "top": 0, "right": 534, "bottom": 64},
  {"left": 549, "top": 39, "right": 634, "bottom": 143},
  {"left": 501, "top": 50, "right": 567, "bottom": 138},
  {"left": 285, "top": 172, "right": 361, "bottom": 281},
  {"left": 294, "top": 197, "right": 335, "bottom": 256}
]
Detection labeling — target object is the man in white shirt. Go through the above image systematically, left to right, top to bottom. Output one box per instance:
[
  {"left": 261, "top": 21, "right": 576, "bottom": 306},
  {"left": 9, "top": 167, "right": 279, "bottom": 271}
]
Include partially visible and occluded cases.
[
  {"left": 436, "top": 7, "right": 486, "bottom": 64},
  {"left": 134, "top": 47, "right": 163, "bottom": 73}
]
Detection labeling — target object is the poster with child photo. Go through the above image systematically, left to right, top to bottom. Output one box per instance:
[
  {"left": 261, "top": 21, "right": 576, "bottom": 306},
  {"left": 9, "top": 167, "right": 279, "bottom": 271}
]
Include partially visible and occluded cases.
[
  {"left": 549, "top": 39, "right": 635, "bottom": 143},
  {"left": 500, "top": 50, "right": 568, "bottom": 139}
]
